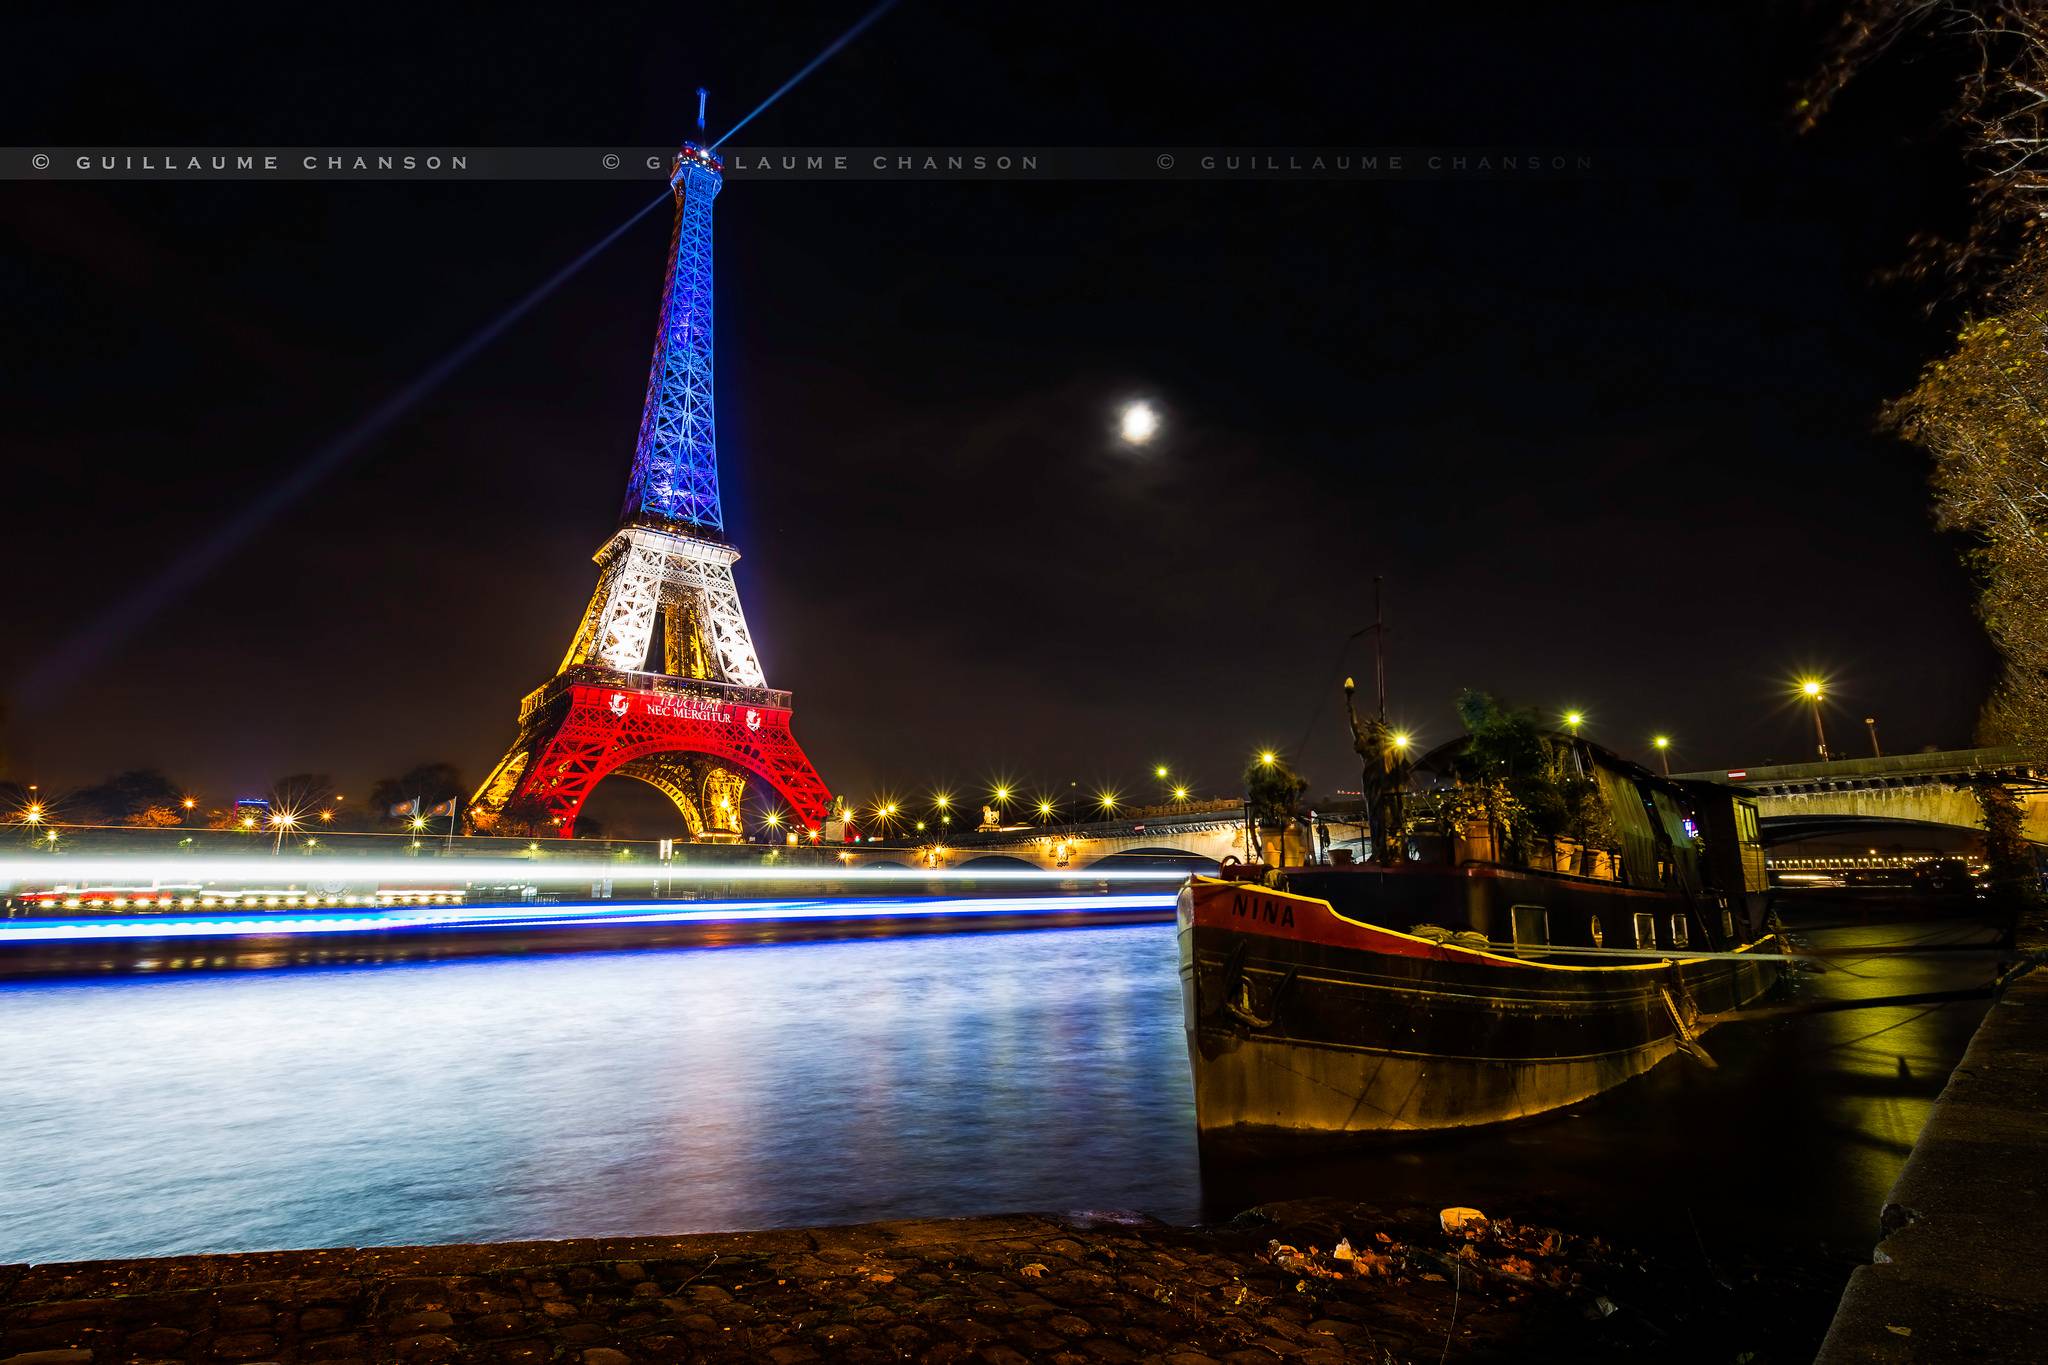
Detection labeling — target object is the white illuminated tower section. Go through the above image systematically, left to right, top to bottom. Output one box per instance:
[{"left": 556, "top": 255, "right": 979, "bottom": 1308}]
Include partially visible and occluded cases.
[{"left": 473, "top": 134, "right": 832, "bottom": 839}]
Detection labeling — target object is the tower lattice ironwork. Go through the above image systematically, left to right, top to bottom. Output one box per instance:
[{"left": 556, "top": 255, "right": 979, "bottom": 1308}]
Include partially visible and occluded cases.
[{"left": 473, "top": 136, "right": 832, "bottom": 839}]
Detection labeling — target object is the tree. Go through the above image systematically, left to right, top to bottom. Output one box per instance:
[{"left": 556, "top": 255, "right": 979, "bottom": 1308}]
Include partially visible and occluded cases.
[
  {"left": 1804, "top": 2, "right": 2048, "bottom": 295},
  {"left": 1807, "top": 4, "right": 2048, "bottom": 743},
  {"left": 1887, "top": 289, "right": 2048, "bottom": 745},
  {"left": 1445, "top": 691, "right": 1615, "bottom": 868},
  {"left": 1446, "top": 691, "right": 1547, "bottom": 861},
  {"left": 1243, "top": 755, "right": 1309, "bottom": 866},
  {"left": 71, "top": 769, "right": 182, "bottom": 825},
  {"left": 270, "top": 772, "right": 337, "bottom": 810},
  {"left": 1975, "top": 782, "right": 2043, "bottom": 936},
  {"left": 487, "top": 795, "right": 561, "bottom": 839},
  {"left": 126, "top": 805, "right": 184, "bottom": 828}
]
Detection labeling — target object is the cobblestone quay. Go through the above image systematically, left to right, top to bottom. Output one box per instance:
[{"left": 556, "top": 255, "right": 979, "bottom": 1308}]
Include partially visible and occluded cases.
[{"left": 0, "top": 1199, "right": 1776, "bottom": 1364}]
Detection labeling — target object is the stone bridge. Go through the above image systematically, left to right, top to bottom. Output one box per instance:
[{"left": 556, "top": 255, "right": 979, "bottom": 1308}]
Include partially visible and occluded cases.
[
  {"left": 1678, "top": 746, "right": 2048, "bottom": 844},
  {"left": 832, "top": 747, "right": 2048, "bottom": 872},
  {"left": 837, "top": 808, "right": 1254, "bottom": 873}
]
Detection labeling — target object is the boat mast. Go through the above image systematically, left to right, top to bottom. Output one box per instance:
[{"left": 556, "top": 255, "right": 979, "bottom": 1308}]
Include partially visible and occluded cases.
[{"left": 1373, "top": 575, "right": 1387, "bottom": 723}]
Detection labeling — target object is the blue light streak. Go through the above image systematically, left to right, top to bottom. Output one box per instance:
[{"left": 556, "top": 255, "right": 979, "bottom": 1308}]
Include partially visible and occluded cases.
[
  {"left": 708, "top": 0, "right": 904, "bottom": 150},
  {"left": 21, "top": 6, "right": 909, "bottom": 703},
  {"left": 18, "top": 191, "right": 674, "bottom": 707},
  {"left": 0, "top": 893, "right": 1176, "bottom": 945}
]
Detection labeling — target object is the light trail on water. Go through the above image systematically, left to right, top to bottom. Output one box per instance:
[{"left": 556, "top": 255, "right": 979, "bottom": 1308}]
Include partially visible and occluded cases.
[
  {"left": 0, "top": 855, "right": 1193, "bottom": 888},
  {"left": 0, "top": 892, "right": 1177, "bottom": 944}
]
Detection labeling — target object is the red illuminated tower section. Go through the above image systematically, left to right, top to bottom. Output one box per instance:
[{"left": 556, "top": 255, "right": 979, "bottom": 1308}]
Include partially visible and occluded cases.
[{"left": 473, "top": 138, "right": 832, "bottom": 839}]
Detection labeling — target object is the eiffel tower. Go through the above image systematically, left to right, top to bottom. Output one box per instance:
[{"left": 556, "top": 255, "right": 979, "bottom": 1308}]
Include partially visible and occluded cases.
[{"left": 473, "top": 121, "right": 832, "bottom": 840}]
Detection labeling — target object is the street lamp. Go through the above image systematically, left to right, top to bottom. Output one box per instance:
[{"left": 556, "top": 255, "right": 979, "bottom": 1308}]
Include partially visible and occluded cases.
[
  {"left": 1798, "top": 678, "right": 1831, "bottom": 762},
  {"left": 1563, "top": 711, "right": 1584, "bottom": 735},
  {"left": 1391, "top": 731, "right": 1412, "bottom": 753},
  {"left": 1652, "top": 735, "right": 1671, "bottom": 777},
  {"left": 1258, "top": 751, "right": 1277, "bottom": 768},
  {"left": 1172, "top": 785, "right": 1190, "bottom": 803},
  {"left": 1097, "top": 792, "right": 1119, "bottom": 817},
  {"left": 1037, "top": 798, "right": 1055, "bottom": 826}
]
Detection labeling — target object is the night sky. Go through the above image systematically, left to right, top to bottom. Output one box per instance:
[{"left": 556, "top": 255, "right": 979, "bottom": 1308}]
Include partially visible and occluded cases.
[{"left": 1, "top": 4, "right": 2000, "bottom": 830}]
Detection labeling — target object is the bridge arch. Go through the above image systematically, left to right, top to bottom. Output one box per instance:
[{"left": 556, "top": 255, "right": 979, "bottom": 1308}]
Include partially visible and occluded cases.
[
  {"left": 1759, "top": 813, "right": 1980, "bottom": 845},
  {"left": 1083, "top": 846, "right": 1221, "bottom": 872},
  {"left": 955, "top": 855, "right": 1039, "bottom": 871}
]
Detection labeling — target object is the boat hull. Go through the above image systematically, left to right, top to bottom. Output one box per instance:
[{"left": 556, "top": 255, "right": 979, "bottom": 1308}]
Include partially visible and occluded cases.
[{"left": 1178, "top": 873, "right": 1781, "bottom": 1136}]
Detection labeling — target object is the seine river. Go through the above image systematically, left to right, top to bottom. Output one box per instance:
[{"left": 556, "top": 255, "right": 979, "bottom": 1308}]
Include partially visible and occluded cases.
[{"left": 0, "top": 914, "right": 1995, "bottom": 1267}]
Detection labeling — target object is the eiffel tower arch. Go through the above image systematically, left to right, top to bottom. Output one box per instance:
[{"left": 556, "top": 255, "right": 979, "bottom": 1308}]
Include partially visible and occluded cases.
[{"left": 473, "top": 137, "right": 832, "bottom": 839}]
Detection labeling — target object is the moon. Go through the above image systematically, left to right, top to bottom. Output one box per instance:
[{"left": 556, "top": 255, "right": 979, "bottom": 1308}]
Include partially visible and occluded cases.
[{"left": 1118, "top": 400, "right": 1161, "bottom": 446}]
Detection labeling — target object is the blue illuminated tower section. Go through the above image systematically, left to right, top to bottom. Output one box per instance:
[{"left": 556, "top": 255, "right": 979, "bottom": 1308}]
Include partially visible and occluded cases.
[{"left": 622, "top": 141, "right": 726, "bottom": 532}]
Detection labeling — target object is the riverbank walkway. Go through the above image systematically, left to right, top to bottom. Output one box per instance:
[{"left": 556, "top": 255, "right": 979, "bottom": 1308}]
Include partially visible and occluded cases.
[
  {"left": 1816, "top": 912, "right": 2048, "bottom": 1362},
  {"left": 0, "top": 1195, "right": 1820, "bottom": 1364},
  {"left": 0, "top": 1202, "right": 1569, "bottom": 1365}
]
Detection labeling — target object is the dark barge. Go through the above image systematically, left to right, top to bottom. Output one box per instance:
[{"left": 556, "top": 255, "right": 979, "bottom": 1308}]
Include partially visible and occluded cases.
[{"left": 1179, "top": 736, "right": 1784, "bottom": 1136}]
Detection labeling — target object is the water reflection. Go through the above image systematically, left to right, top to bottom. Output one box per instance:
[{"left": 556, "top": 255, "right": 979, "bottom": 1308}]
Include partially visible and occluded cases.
[
  {"left": 0, "top": 912, "right": 1996, "bottom": 1271},
  {"left": 1198, "top": 913, "right": 1999, "bottom": 1258},
  {"left": 0, "top": 925, "right": 1198, "bottom": 1263}
]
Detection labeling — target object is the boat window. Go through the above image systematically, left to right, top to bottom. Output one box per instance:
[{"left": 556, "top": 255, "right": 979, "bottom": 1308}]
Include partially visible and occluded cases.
[
  {"left": 1511, "top": 905, "right": 1549, "bottom": 955},
  {"left": 1721, "top": 909, "right": 1734, "bottom": 939},
  {"left": 1633, "top": 912, "right": 1656, "bottom": 949},
  {"left": 1589, "top": 915, "right": 1604, "bottom": 948},
  {"left": 1671, "top": 915, "right": 1690, "bottom": 949}
]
